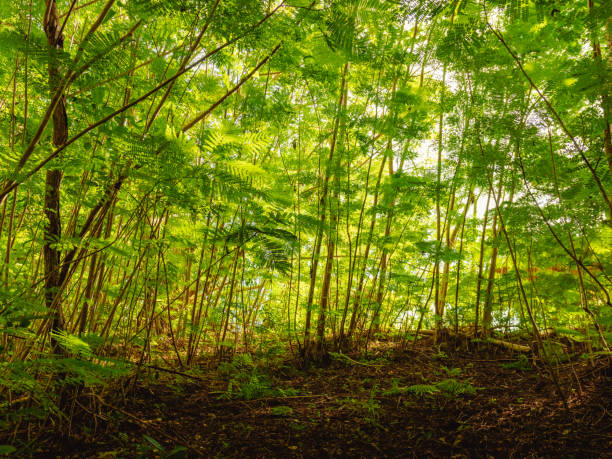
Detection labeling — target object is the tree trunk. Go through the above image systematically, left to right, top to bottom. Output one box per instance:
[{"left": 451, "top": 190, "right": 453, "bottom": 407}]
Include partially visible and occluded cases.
[
  {"left": 43, "top": 0, "right": 68, "bottom": 353},
  {"left": 310, "top": 62, "right": 349, "bottom": 361},
  {"left": 347, "top": 155, "right": 386, "bottom": 340},
  {"left": 474, "top": 184, "right": 492, "bottom": 336}
]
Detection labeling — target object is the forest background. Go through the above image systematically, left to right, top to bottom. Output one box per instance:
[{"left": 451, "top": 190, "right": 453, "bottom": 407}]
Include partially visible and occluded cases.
[{"left": 0, "top": 0, "right": 610, "bottom": 441}]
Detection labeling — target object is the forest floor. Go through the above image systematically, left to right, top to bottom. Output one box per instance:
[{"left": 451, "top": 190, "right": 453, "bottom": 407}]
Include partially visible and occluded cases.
[{"left": 14, "top": 336, "right": 612, "bottom": 458}]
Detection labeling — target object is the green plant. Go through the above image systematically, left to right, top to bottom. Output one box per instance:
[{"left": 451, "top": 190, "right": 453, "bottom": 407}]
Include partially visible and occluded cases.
[
  {"left": 0, "top": 0, "right": 610, "bottom": 447},
  {"left": 432, "top": 350, "right": 448, "bottom": 361},
  {"left": 500, "top": 355, "right": 532, "bottom": 371},
  {"left": 218, "top": 364, "right": 298, "bottom": 401},
  {"left": 440, "top": 366, "right": 462, "bottom": 377},
  {"left": 383, "top": 377, "right": 481, "bottom": 399},
  {"left": 382, "top": 378, "right": 406, "bottom": 396},
  {"left": 435, "top": 379, "right": 479, "bottom": 397},
  {"left": 406, "top": 384, "right": 440, "bottom": 397},
  {"left": 366, "top": 385, "right": 381, "bottom": 423},
  {"left": 336, "top": 389, "right": 381, "bottom": 426},
  {"left": 270, "top": 405, "right": 293, "bottom": 417},
  {"left": 141, "top": 435, "right": 186, "bottom": 459},
  {"left": 0, "top": 445, "right": 16, "bottom": 455}
]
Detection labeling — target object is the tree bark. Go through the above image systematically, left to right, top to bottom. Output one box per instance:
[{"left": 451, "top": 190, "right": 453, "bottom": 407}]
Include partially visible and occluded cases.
[
  {"left": 43, "top": 0, "right": 68, "bottom": 353},
  {"left": 310, "top": 63, "right": 349, "bottom": 361}
]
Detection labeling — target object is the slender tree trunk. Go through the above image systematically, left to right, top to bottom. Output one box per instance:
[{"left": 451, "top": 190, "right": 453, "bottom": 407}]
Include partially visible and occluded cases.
[
  {"left": 587, "top": 0, "right": 612, "bottom": 177},
  {"left": 311, "top": 62, "right": 349, "bottom": 361},
  {"left": 434, "top": 63, "right": 448, "bottom": 337},
  {"left": 370, "top": 76, "right": 399, "bottom": 337},
  {"left": 370, "top": 147, "right": 395, "bottom": 337},
  {"left": 338, "top": 152, "right": 373, "bottom": 346},
  {"left": 347, "top": 155, "right": 386, "bottom": 339},
  {"left": 484, "top": 168, "right": 514, "bottom": 335},
  {"left": 474, "top": 184, "right": 492, "bottom": 336},
  {"left": 453, "top": 185, "right": 474, "bottom": 332},
  {"left": 438, "top": 188, "right": 472, "bottom": 325},
  {"left": 3, "top": 189, "right": 18, "bottom": 287},
  {"left": 482, "top": 196, "right": 501, "bottom": 336},
  {"left": 76, "top": 222, "right": 103, "bottom": 335},
  {"left": 220, "top": 249, "right": 240, "bottom": 359}
]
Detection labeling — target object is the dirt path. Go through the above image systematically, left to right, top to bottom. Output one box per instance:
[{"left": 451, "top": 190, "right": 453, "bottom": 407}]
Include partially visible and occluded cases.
[{"left": 30, "top": 341, "right": 612, "bottom": 457}]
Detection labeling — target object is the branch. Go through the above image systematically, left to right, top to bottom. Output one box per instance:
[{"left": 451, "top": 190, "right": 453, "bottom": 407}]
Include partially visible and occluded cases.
[
  {"left": 488, "top": 23, "right": 612, "bottom": 221},
  {"left": 181, "top": 43, "right": 282, "bottom": 132}
]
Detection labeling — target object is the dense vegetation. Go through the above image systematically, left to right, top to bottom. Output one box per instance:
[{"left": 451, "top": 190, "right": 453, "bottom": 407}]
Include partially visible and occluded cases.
[{"left": 0, "top": 0, "right": 611, "bottom": 455}]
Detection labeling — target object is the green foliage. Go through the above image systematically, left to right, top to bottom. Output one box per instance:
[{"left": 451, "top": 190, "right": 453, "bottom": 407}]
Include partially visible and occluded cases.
[
  {"left": 0, "top": 0, "right": 609, "bottom": 434},
  {"left": 50, "top": 330, "right": 94, "bottom": 358},
  {"left": 432, "top": 350, "right": 449, "bottom": 361},
  {"left": 218, "top": 354, "right": 298, "bottom": 400},
  {"left": 500, "top": 354, "right": 532, "bottom": 371},
  {"left": 440, "top": 366, "right": 462, "bottom": 377},
  {"left": 220, "top": 372, "right": 298, "bottom": 401},
  {"left": 383, "top": 376, "right": 481, "bottom": 398},
  {"left": 381, "top": 378, "right": 403, "bottom": 396},
  {"left": 435, "top": 378, "right": 479, "bottom": 397},
  {"left": 366, "top": 384, "right": 381, "bottom": 423},
  {"left": 405, "top": 384, "right": 440, "bottom": 397},
  {"left": 337, "top": 385, "right": 381, "bottom": 425},
  {"left": 270, "top": 405, "right": 293, "bottom": 416},
  {"left": 141, "top": 434, "right": 187, "bottom": 459},
  {"left": 0, "top": 445, "right": 16, "bottom": 455}
]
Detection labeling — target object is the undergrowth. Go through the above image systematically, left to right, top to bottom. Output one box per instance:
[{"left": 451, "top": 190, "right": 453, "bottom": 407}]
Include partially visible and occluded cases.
[
  {"left": 217, "top": 354, "right": 298, "bottom": 400},
  {"left": 382, "top": 374, "right": 481, "bottom": 398}
]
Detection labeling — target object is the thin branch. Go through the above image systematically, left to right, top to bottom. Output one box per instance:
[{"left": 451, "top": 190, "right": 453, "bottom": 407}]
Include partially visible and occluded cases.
[{"left": 488, "top": 23, "right": 612, "bottom": 220}]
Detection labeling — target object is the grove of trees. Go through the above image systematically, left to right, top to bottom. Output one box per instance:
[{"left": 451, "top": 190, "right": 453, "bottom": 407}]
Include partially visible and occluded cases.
[{"left": 0, "top": 0, "right": 610, "bottom": 453}]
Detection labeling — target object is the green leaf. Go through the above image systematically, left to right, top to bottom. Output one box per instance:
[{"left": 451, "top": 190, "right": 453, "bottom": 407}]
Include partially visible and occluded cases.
[
  {"left": 143, "top": 435, "right": 164, "bottom": 451},
  {"left": 0, "top": 445, "right": 16, "bottom": 455}
]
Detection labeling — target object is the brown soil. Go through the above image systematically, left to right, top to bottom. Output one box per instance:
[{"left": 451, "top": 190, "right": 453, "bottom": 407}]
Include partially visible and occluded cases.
[{"left": 14, "top": 338, "right": 612, "bottom": 458}]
